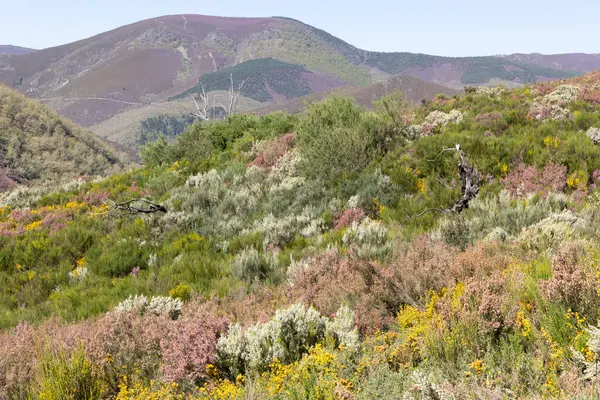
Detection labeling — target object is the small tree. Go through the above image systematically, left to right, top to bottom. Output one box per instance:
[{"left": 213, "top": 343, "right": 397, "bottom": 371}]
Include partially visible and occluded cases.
[{"left": 180, "top": 74, "right": 246, "bottom": 121}]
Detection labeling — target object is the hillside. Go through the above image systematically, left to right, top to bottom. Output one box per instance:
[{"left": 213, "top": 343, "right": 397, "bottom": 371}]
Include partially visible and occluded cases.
[
  {"left": 0, "top": 13, "right": 585, "bottom": 145},
  {"left": 0, "top": 45, "right": 36, "bottom": 55},
  {"left": 501, "top": 52, "right": 600, "bottom": 72},
  {"left": 174, "top": 57, "right": 343, "bottom": 103},
  {"left": 4, "top": 72, "right": 600, "bottom": 398},
  {"left": 254, "top": 75, "right": 462, "bottom": 115},
  {"left": 0, "top": 84, "right": 126, "bottom": 190}
]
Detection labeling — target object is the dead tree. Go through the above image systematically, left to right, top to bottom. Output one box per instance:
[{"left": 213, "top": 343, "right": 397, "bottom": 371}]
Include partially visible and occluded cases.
[
  {"left": 179, "top": 73, "right": 246, "bottom": 120},
  {"left": 406, "top": 144, "right": 481, "bottom": 221},
  {"left": 105, "top": 198, "right": 168, "bottom": 215}
]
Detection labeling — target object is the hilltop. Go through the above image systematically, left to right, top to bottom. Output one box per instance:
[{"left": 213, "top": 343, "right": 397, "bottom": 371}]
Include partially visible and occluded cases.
[
  {"left": 0, "top": 14, "right": 586, "bottom": 146},
  {"left": 0, "top": 45, "right": 36, "bottom": 55},
  {"left": 3, "top": 71, "right": 600, "bottom": 397},
  {"left": 0, "top": 84, "right": 126, "bottom": 191}
]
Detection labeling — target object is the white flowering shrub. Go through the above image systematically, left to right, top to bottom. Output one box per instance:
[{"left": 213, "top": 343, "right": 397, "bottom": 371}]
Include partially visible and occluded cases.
[
  {"left": 475, "top": 85, "right": 505, "bottom": 98},
  {"left": 529, "top": 85, "right": 580, "bottom": 121},
  {"left": 424, "top": 109, "right": 464, "bottom": 128},
  {"left": 408, "top": 110, "right": 464, "bottom": 138},
  {"left": 586, "top": 127, "right": 600, "bottom": 144},
  {"left": 168, "top": 148, "right": 327, "bottom": 247},
  {"left": 267, "top": 150, "right": 302, "bottom": 185},
  {"left": 185, "top": 169, "right": 225, "bottom": 209},
  {"left": 0, "top": 177, "right": 92, "bottom": 208},
  {"left": 434, "top": 191, "right": 574, "bottom": 249},
  {"left": 347, "top": 195, "right": 361, "bottom": 209},
  {"left": 247, "top": 206, "right": 326, "bottom": 247},
  {"left": 518, "top": 209, "right": 588, "bottom": 250},
  {"left": 342, "top": 217, "right": 390, "bottom": 258},
  {"left": 230, "top": 247, "right": 279, "bottom": 281},
  {"left": 68, "top": 266, "right": 88, "bottom": 283},
  {"left": 114, "top": 294, "right": 182, "bottom": 320},
  {"left": 146, "top": 296, "right": 183, "bottom": 320},
  {"left": 216, "top": 303, "right": 335, "bottom": 376},
  {"left": 325, "top": 305, "right": 359, "bottom": 350},
  {"left": 572, "top": 322, "right": 600, "bottom": 381},
  {"left": 402, "top": 371, "right": 455, "bottom": 400}
]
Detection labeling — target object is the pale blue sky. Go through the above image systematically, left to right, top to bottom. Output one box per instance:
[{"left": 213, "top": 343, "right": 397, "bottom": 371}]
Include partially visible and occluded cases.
[{"left": 1, "top": 0, "right": 598, "bottom": 56}]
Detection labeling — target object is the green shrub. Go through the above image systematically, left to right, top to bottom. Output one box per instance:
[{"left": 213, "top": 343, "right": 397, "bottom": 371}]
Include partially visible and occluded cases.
[{"left": 298, "top": 96, "right": 374, "bottom": 181}]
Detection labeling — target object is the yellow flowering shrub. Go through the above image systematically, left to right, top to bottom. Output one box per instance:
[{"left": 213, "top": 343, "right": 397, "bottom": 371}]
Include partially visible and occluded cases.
[
  {"left": 25, "top": 220, "right": 43, "bottom": 231},
  {"left": 256, "top": 344, "right": 356, "bottom": 400},
  {"left": 115, "top": 378, "right": 186, "bottom": 400}
]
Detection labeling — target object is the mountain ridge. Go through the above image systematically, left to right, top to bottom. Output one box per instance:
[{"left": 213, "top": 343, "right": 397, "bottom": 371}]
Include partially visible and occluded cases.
[{"left": 0, "top": 14, "right": 592, "bottom": 145}]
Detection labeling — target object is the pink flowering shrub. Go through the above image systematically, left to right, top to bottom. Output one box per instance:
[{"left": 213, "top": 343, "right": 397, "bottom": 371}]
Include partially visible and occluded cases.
[
  {"left": 474, "top": 111, "right": 506, "bottom": 132},
  {"left": 249, "top": 133, "right": 296, "bottom": 170},
  {"left": 501, "top": 162, "right": 567, "bottom": 197},
  {"left": 333, "top": 208, "right": 365, "bottom": 230},
  {"left": 290, "top": 238, "right": 458, "bottom": 334},
  {"left": 541, "top": 243, "right": 600, "bottom": 314},
  {"left": 290, "top": 250, "right": 390, "bottom": 334},
  {"left": 462, "top": 269, "right": 523, "bottom": 334},
  {"left": 160, "top": 303, "right": 228, "bottom": 384},
  {"left": 0, "top": 322, "right": 37, "bottom": 397}
]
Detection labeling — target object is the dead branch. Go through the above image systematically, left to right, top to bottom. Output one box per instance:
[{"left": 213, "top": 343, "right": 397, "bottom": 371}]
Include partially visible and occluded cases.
[
  {"left": 227, "top": 73, "right": 246, "bottom": 116},
  {"left": 180, "top": 74, "right": 246, "bottom": 121},
  {"left": 405, "top": 144, "right": 481, "bottom": 221},
  {"left": 108, "top": 198, "right": 168, "bottom": 214}
]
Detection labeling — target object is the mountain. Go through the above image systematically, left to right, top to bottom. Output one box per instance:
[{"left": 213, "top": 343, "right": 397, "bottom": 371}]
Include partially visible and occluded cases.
[
  {"left": 0, "top": 14, "right": 584, "bottom": 145},
  {"left": 0, "top": 45, "right": 36, "bottom": 55},
  {"left": 500, "top": 53, "right": 600, "bottom": 72},
  {"left": 0, "top": 84, "right": 126, "bottom": 190}
]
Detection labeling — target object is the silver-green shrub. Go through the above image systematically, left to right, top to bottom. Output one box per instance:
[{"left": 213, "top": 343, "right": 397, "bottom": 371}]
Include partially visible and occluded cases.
[
  {"left": 114, "top": 294, "right": 182, "bottom": 320},
  {"left": 215, "top": 303, "right": 358, "bottom": 376}
]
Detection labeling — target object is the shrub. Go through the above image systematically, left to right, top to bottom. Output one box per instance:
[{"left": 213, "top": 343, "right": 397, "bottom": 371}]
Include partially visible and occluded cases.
[
  {"left": 528, "top": 85, "right": 580, "bottom": 121},
  {"left": 297, "top": 96, "right": 374, "bottom": 181},
  {"left": 586, "top": 127, "right": 600, "bottom": 145},
  {"left": 249, "top": 132, "right": 296, "bottom": 170},
  {"left": 501, "top": 163, "right": 567, "bottom": 197},
  {"left": 333, "top": 208, "right": 365, "bottom": 230},
  {"left": 341, "top": 217, "right": 390, "bottom": 259},
  {"left": 541, "top": 242, "right": 600, "bottom": 315},
  {"left": 229, "top": 247, "right": 279, "bottom": 281},
  {"left": 168, "top": 284, "right": 191, "bottom": 302},
  {"left": 114, "top": 295, "right": 183, "bottom": 320},
  {"left": 215, "top": 303, "right": 329, "bottom": 376},
  {"left": 160, "top": 304, "right": 228, "bottom": 384},
  {"left": 33, "top": 344, "right": 101, "bottom": 400}
]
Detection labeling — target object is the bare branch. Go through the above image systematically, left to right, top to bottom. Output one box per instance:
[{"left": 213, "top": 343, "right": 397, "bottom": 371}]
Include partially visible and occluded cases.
[
  {"left": 226, "top": 73, "right": 246, "bottom": 116},
  {"left": 406, "top": 144, "right": 481, "bottom": 221},
  {"left": 106, "top": 198, "right": 168, "bottom": 215},
  {"left": 404, "top": 208, "right": 445, "bottom": 222}
]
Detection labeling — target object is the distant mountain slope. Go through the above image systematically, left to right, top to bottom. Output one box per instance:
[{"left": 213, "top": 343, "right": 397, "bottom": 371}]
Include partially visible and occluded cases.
[
  {"left": 0, "top": 13, "right": 587, "bottom": 144},
  {"left": 0, "top": 45, "right": 36, "bottom": 55},
  {"left": 362, "top": 52, "right": 577, "bottom": 87},
  {"left": 499, "top": 53, "right": 600, "bottom": 72},
  {"left": 174, "top": 58, "right": 342, "bottom": 102},
  {"left": 254, "top": 75, "right": 462, "bottom": 115},
  {"left": 0, "top": 84, "right": 125, "bottom": 190},
  {"left": 90, "top": 91, "right": 264, "bottom": 147}
]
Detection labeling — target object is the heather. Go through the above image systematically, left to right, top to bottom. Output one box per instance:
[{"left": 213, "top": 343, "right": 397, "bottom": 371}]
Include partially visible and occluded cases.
[{"left": 6, "top": 74, "right": 600, "bottom": 398}]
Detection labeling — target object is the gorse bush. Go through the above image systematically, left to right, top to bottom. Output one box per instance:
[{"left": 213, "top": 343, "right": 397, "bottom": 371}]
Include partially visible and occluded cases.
[{"left": 33, "top": 344, "right": 101, "bottom": 400}]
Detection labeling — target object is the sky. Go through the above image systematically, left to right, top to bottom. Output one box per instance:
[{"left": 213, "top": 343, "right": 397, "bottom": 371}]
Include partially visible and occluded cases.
[{"left": 0, "top": 0, "right": 598, "bottom": 57}]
